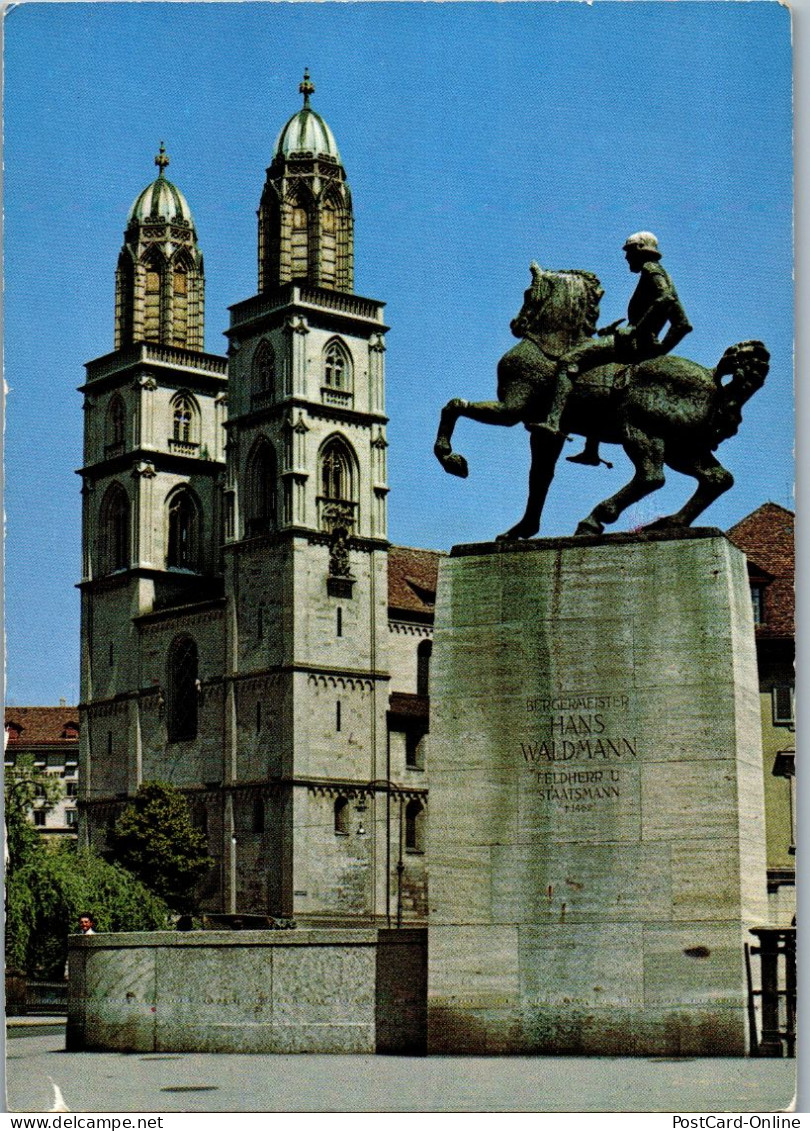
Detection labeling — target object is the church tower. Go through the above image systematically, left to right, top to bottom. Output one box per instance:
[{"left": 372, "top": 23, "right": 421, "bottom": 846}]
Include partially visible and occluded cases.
[
  {"left": 258, "top": 70, "right": 354, "bottom": 293},
  {"left": 222, "top": 74, "right": 391, "bottom": 918},
  {"left": 115, "top": 144, "right": 206, "bottom": 350},
  {"left": 78, "top": 147, "right": 227, "bottom": 827}
]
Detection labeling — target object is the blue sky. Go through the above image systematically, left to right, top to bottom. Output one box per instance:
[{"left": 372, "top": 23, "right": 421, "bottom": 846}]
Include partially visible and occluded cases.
[{"left": 4, "top": 2, "right": 793, "bottom": 705}]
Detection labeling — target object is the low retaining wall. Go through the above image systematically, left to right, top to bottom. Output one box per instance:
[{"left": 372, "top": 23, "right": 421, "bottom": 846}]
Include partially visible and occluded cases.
[
  {"left": 66, "top": 928, "right": 426, "bottom": 1054},
  {"left": 6, "top": 974, "right": 68, "bottom": 1016}
]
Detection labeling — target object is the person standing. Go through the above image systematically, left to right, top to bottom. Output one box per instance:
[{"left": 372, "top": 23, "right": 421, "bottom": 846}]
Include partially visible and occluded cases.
[{"left": 78, "top": 912, "right": 95, "bottom": 935}]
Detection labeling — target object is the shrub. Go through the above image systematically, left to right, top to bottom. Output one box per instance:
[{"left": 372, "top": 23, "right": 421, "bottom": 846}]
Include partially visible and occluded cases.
[{"left": 6, "top": 842, "right": 171, "bottom": 979}]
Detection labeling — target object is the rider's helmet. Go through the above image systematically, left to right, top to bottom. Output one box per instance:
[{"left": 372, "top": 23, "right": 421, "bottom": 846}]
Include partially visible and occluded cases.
[{"left": 622, "top": 231, "right": 662, "bottom": 259}]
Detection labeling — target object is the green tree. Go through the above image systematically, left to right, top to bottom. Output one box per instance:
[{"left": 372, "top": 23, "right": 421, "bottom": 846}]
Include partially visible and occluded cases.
[
  {"left": 4, "top": 752, "right": 64, "bottom": 870},
  {"left": 108, "top": 781, "right": 213, "bottom": 913},
  {"left": 6, "top": 842, "right": 171, "bottom": 979}
]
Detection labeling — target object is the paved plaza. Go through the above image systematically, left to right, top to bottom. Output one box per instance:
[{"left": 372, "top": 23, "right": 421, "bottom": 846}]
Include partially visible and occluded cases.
[{"left": 5, "top": 1023, "right": 798, "bottom": 1114}]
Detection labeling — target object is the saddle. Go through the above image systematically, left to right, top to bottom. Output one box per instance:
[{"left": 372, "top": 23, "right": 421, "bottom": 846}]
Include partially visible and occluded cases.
[{"left": 575, "top": 363, "right": 632, "bottom": 394}]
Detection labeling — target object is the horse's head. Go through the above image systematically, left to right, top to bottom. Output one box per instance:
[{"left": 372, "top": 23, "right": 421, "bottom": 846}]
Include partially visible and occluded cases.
[
  {"left": 510, "top": 262, "right": 604, "bottom": 345},
  {"left": 510, "top": 262, "right": 550, "bottom": 339}
]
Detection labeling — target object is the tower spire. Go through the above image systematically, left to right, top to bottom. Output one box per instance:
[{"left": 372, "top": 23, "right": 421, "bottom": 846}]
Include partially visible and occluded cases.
[
  {"left": 299, "top": 69, "right": 315, "bottom": 108},
  {"left": 259, "top": 72, "right": 353, "bottom": 292},
  {"left": 155, "top": 141, "right": 170, "bottom": 178},
  {"left": 116, "top": 147, "right": 204, "bottom": 350}
]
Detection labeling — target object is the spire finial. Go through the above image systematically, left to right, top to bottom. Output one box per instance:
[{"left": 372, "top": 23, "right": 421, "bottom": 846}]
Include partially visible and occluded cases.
[
  {"left": 299, "top": 69, "right": 315, "bottom": 108},
  {"left": 155, "top": 141, "right": 170, "bottom": 177}
]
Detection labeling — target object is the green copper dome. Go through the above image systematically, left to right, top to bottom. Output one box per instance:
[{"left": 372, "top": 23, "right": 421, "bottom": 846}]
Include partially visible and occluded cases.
[
  {"left": 273, "top": 70, "right": 341, "bottom": 162},
  {"left": 127, "top": 144, "right": 195, "bottom": 226}
]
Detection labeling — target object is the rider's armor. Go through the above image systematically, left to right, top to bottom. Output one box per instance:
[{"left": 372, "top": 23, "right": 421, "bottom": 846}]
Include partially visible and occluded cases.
[
  {"left": 532, "top": 241, "right": 693, "bottom": 462},
  {"left": 621, "top": 261, "right": 692, "bottom": 361}
]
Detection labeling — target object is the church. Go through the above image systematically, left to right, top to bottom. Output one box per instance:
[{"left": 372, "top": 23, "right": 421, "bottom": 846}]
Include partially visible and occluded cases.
[{"left": 78, "top": 73, "right": 438, "bottom": 925}]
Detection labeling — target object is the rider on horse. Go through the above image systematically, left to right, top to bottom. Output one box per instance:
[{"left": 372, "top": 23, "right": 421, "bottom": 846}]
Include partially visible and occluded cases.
[{"left": 531, "top": 231, "right": 693, "bottom": 465}]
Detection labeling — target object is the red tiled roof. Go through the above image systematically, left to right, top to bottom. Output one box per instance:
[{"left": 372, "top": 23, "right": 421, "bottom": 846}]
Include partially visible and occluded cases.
[
  {"left": 727, "top": 503, "right": 794, "bottom": 638},
  {"left": 388, "top": 545, "right": 443, "bottom": 617},
  {"left": 4, "top": 707, "right": 80, "bottom": 745}
]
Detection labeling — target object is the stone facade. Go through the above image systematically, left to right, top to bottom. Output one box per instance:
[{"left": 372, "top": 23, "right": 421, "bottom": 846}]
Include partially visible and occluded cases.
[{"left": 79, "top": 90, "right": 439, "bottom": 925}]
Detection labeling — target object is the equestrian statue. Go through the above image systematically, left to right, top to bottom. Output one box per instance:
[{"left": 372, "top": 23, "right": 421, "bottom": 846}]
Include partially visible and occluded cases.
[{"left": 434, "top": 232, "right": 769, "bottom": 540}]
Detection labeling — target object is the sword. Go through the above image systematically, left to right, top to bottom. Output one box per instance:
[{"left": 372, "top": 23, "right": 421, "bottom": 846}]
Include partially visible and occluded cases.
[{"left": 596, "top": 318, "right": 626, "bottom": 338}]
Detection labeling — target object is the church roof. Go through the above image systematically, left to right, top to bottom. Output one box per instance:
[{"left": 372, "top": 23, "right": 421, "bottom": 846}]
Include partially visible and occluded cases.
[
  {"left": 274, "top": 70, "right": 341, "bottom": 162},
  {"left": 274, "top": 108, "right": 340, "bottom": 161},
  {"left": 127, "top": 144, "right": 195, "bottom": 226},
  {"left": 727, "top": 502, "right": 794, "bottom": 639},
  {"left": 388, "top": 546, "right": 444, "bottom": 619}
]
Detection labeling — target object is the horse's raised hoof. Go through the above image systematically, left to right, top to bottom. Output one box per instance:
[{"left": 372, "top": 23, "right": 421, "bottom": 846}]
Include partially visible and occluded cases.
[
  {"left": 435, "top": 449, "right": 469, "bottom": 478},
  {"left": 574, "top": 518, "right": 604, "bottom": 537},
  {"left": 496, "top": 520, "right": 539, "bottom": 542}
]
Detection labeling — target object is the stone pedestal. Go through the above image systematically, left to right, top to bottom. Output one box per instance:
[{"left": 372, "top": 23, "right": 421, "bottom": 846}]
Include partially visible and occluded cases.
[{"left": 427, "top": 529, "right": 768, "bottom": 1055}]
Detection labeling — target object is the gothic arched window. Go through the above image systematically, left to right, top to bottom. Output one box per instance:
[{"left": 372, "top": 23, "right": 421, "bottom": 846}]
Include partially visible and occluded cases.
[
  {"left": 320, "top": 200, "right": 338, "bottom": 288},
  {"left": 290, "top": 203, "right": 310, "bottom": 280},
  {"left": 142, "top": 250, "right": 165, "bottom": 342},
  {"left": 115, "top": 252, "right": 135, "bottom": 348},
  {"left": 171, "top": 254, "right": 191, "bottom": 347},
  {"left": 173, "top": 263, "right": 188, "bottom": 295},
  {"left": 323, "top": 339, "right": 352, "bottom": 390},
  {"left": 252, "top": 340, "right": 275, "bottom": 396},
  {"left": 171, "top": 392, "right": 199, "bottom": 447},
  {"left": 106, "top": 396, "right": 126, "bottom": 450},
  {"left": 319, "top": 436, "right": 357, "bottom": 534},
  {"left": 245, "top": 438, "right": 277, "bottom": 536},
  {"left": 321, "top": 438, "right": 353, "bottom": 502},
  {"left": 99, "top": 483, "right": 130, "bottom": 574},
  {"left": 166, "top": 486, "right": 201, "bottom": 570},
  {"left": 167, "top": 634, "right": 198, "bottom": 742},
  {"left": 417, "top": 639, "right": 433, "bottom": 697},
  {"left": 334, "top": 796, "right": 350, "bottom": 835},
  {"left": 253, "top": 798, "right": 265, "bottom": 834},
  {"left": 405, "top": 800, "right": 425, "bottom": 853}
]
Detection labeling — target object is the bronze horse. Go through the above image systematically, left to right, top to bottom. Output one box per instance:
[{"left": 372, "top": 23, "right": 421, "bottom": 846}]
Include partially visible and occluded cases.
[{"left": 434, "top": 262, "right": 769, "bottom": 539}]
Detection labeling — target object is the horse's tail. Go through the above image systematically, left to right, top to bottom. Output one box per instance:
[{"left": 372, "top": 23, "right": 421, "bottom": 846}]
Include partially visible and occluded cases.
[{"left": 709, "top": 340, "right": 770, "bottom": 449}]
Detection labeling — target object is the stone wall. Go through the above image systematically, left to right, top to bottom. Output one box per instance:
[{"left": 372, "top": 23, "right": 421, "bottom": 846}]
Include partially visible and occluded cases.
[{"left": 66, "top": 928, "right": 426, "bottom": 1054}]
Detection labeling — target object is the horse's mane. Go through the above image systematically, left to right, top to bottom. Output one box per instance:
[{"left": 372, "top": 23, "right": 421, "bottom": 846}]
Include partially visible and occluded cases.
[{"left": 551, "top": 269, "right": 603, "bottom": 338}]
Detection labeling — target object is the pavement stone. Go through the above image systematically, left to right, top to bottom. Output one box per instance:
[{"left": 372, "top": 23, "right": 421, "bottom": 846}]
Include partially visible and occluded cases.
[{"left": 3, "top": 1028, "right": 798, "bottom": 1113}]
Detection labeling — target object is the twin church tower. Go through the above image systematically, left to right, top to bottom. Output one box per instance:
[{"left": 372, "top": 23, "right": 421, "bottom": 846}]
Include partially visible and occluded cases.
[{"left": 78, "top": 75, "right": 432, "bottom": 922}]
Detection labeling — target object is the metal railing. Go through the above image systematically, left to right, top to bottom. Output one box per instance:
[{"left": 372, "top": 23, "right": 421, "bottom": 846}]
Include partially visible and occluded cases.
[{"left": 745, "top": 926, "right": 796, "bottom": 1056}]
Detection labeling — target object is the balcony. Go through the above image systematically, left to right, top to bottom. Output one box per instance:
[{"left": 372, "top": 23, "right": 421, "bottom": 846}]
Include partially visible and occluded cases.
[
  {"left": 229, "top": 284, "right": 385, "bottom": 332},
  {"left": 85, "top": 342, "right": 228, "bottom": 383},
  {"left": 321, "top": 386, "right": 354, "bottom": 410},
  {"left": 168, "top": 438, "right": 200, "bottom": 457},
  {"left": 317, "top": 497, "right": 357, "bottom": 535}
]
